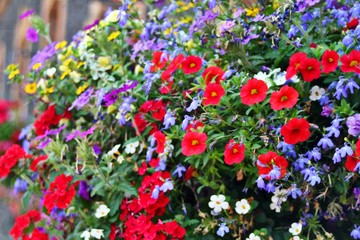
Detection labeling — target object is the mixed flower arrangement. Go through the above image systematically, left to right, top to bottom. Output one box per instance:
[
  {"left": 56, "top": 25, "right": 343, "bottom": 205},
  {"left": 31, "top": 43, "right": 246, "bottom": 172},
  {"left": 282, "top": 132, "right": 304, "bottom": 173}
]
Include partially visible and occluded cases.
[{"left": 3, "top": 0, "right": 360, "bottom": 239}]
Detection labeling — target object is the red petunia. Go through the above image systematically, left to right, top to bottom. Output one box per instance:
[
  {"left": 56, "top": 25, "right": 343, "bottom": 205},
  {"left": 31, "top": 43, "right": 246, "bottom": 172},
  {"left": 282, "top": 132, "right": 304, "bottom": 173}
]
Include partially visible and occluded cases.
[
  {"left": 346, "top": 18, "right": 359, "bottom": 30},
  {"left": 321, "top": 50, "right": 339, "bottom": 73},
  {"left": 340, "top": 50, "right": 360, "bottom": 74},
  {"left": 150, "top": 51, "right": 168, "bottom": 72},
  {"left": 286, "top": 52, "right": 307, "bottom": 80},
  {"left": 161, "top": 54, "right": 184, "bottom": 80},
  {"left": 182, "top": 56, "right": 202, "bottom": 74},
  {"left": 299, "top": 57, "right": 321, "bottom": 82},
  {"left": 202, "top": 66, "right": 225, "bottom": 85},
  {"left": 240, "top": 78, "right": 268, "bottom": 105},
  {"left": 202, "top": 83, "right": 225, "bottom": 106},
  {"left": 269, "top": 85, "right": 299, "bottom": 110},
  {"left": 34, "top": 105, "right": 71, "bottom": 136},
  {"left": 280, "top": 118, "right": 311, "bottom": 144},
  {"left": 153, "top": 131, "right": 166, "bottom": 154},
  {"left": 181, "top": 132, "right": 207, "bottom": 156},
  {"left": 356, "top": 138, "right": 360, "bottom": 157},
  {"left": 224, "top": 139, "right": 245, "bottom": 165},
  {"left": 0, "top": 144, "right": 32, "bottom": 178},
  {"left": 256, "top": 151, "right": 288, "bottom": 180},
  {"left": 345, "top": 154, "right": 360, "bottom": 172},
  {"left": 30, "top": 155, "right": 48, "bottom": 172},
  {"left": 43, "top": 174, "right": 76, "bottom": 213},
  {"left": 10, "top": 210, "right": 42, "bottom": 239},
  {"left": 23, "top": 228, "right": 49, "bottom": 240}
]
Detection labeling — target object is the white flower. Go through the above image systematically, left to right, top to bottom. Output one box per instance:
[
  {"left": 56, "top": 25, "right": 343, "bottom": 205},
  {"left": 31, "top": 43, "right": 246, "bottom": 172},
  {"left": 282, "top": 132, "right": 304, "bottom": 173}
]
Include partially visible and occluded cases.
[
  {"left": 104, "top": 10, "right": 120, "bottom": 23},
  {"left": 46, "top": 67, "right": 56, "bottom": 78},
  {"left": 254, "top": 71, "right": 272, "bottom": 87},
  {"left": 309, "top": 85, "right": 325, "bottom": 101},
  {"left": 125, "top": 141, "right": 139, "bottom": 154},
  {"left": 107, "top": 144, "right": 121, "bottom": 156},
  {"left": 270, "top": 188, "right": 287, "bottom": 212},
  {"left": 208, "top": 194, "right": 229, "bottom": 213},
  {"left": 235, "top": 199, "right": 251, "bottom": 214},
  {"left": 95, "top": 204, "right": 110, "bottom": 218},
  {"left": 289, "top": 222, "right": 302, "bottom": 236},
  {"left": 90, "top": 229, "right": 104, "bottom": 239},
  {"left": 80, "top": 230, "right": 91, "bottom": 240},
  {"left": 246, "top": 233, "right": 261, "bottom": 240},
  {"left": 292, "top": 236, "right": 302, "bottom": 240}
]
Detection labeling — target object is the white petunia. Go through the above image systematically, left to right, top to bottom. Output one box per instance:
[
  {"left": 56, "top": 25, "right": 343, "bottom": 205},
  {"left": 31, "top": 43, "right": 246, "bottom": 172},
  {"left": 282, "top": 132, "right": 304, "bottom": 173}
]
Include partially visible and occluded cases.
[
  {"left": 46, "top": 67, "right": 56, "bottom": 78},
  {"left": 254, "top": 71, "right": 272, "bottom": 87},
  {"left": 309, "top": 85, "right": 325, "bottom": 101},
  {"left": 125, "top": 141, "right": 139, "bottom": 154},
  {"left": 107, "top": 144, "right": 121, "bottom": 156},
  {"left": 270, "top": 188, "right": 287, "bottom": 213},
  {"left": 208, "top": 194, "right": 229, "bottom": 213},
  {"left": 235, "top": 199, "right": 251, "bottom": 214},
  {"left": 95, "top": 204, "right": 110, "bottom": 218},
  {"left": 289, "top": 222, "right": 302, "bottom": 236},
  {"left": 90, "top": 229, "right": 104, "bottom": 239},
  {"left": 80, "top": 230, "right": 91, "bottom": 240},
  {"left": 246, "top": 233, "right": 261, "bottom": 240},
  {"left": 292, "top": 236, "right": 302, "bottom": 240}
]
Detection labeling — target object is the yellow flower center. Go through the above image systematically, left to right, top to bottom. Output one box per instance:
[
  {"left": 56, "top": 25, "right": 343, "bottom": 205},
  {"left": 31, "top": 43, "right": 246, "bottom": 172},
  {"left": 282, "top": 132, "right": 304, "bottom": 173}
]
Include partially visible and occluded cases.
[
  {"left": 328, "top": 58, "right": 333, "bottom": 63},
  {"left": 350, "top": 60, "right": 358, "bottom": 67},
  {"left": 190, "top": 63, "right": 196, "bottom": 68},
  {"left": 307, "top": 66, "right": 313, "bottom": 71},
  {"left": 250, "top": 89, "right": 258, "bottom": 95},
  {"left": 211, "top": 91, "right": 217, "bottom": 97},
  {"left": 280, "top": 96, "right": 288, "bottom": 102},
  {"left": 192, "top": 140, "right": 199, "bottom": 146},
  {"left": 232, "top": 148, "right": 238, "bottom": 154}
]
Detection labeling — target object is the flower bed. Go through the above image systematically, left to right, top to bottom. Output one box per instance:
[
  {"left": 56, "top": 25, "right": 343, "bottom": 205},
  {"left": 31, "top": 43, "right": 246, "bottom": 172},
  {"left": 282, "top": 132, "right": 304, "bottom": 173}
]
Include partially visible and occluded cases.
[{"left": 3, "top": 0, "right": 360, "bottom": 239}]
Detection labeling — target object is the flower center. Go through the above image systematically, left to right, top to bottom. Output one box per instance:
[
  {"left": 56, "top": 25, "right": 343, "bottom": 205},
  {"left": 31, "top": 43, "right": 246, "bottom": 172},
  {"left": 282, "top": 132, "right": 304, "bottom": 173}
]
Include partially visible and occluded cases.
[
  {"left": 328, "top": 57, "right": 333, "bottom": 63},
  {"left": 350, "top": 60, "right": 358, "bottom": 67},
  {"left": 190, "top": 63, "right": 196, "bottom": 68},
  {"left": 295, "top": 63, "right": 300, "bottom": 69},
  {"left": 307, "top": 66, "right": 313, "bottom": 71},
  {"left": 250, "top": 89, "right": 258, "bottom": 95},
  {"left": 211, "top": 91, "right": 217, "bottom": 97},
  {"left": 280, "top": 96, "right": 288, "bottom": 102},
  {"left": 192, "top": 140, "right": 199, "bottom": 146},
  {"left": 232, "top": 148, "right": 238, "bottom": 154},
  {"left": 216, "top": 201, "right": 221, "bottom": 205},
  {"left": 242, "top": 205, "right": 246, "bottom": 209}
]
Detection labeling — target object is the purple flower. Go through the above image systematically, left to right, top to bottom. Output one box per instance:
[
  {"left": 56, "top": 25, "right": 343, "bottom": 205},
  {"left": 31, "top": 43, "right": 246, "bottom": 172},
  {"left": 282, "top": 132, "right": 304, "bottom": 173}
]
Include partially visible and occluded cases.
[
  {"left": 19, "top": 9, "right": 35, "bottom": 19},
  {"left": 201, "top": 10, "right": 218, "bottom": 22},
  {"left": 83, "top": 19, "right": 99, "bottom": 31},
  {"left": 218, "top": 20, "right": 236, "bottom": 35},
  {"left": 26, "top": 28, "right": 39, "bottom": 43},
  {"left": 343, "top": 35, "right": 354, "bottom": 47},
  {"left": 29, "top": 42, "right": 57, "bottom": 70},
  {"left": 69, "top": 88, "right": 93, "bottom": 111},
  {"left": 103, "top": 89, "right": 122, "bottom": 106},
  {"left": 186, "top": 97, "right": 200, "bottom": 112},
  {"left": 321, "top": 105, "right": 333, "bottom": 117},
  {"left": 163, "top": 110, "right": 176, "bottom": 129},
  {"left": 347, "top": 114, "right": 360, "bottom": 136},
  {"left": 19, "top": 124, "right": 33, "bottom": 140},
  {"left": 325, "top": 125, "right": 340, "bottom": 138},
  {"left": 317, "top": 136, "right": 334, "bottom": 149},
  {"left": 36, "top": 138, "right": 52, "bottom": 150},
  {"left": 93, "top": 145, "right": 101, "bottom": 155},
  {"left": 146, "top": 147, "right": 156, "bottom": 162},
  {"left": 306, "top": 148, "right": 321, "bottom": 161},
  {"left": 333, "top": 148, "right": 343, "bottom": 163},
  {"left": 173, "top": 164, "right": 186, "bottom": 178},
  {"left": 301, "top": 167, "right": 321, "bottom": 186},
  {"left": 256, "top": 176, "right": 265, "bottom": 189},
  {"left": 14, "top": 179, "right": 28, "bottom": 194},
  {"left": 160, "top": 179, "right": 174, "bottom": 192},
  {"left": 78, "top": 181, "right": 90, "bottom": 200},
  {"left": 265, "top": 182, "right": 276, "bottom": 193},
  {"left": 287, "top": 184, "right": 302, "bottom": 199},
  {"left": 151, "top": 185, "right": 160, "bottom": 199},
  {"left": 216, "top": 223, "right": 229, "bottom": 237},
  {"left": 351, "top": 225, "right": 360, "bottom": 239}
]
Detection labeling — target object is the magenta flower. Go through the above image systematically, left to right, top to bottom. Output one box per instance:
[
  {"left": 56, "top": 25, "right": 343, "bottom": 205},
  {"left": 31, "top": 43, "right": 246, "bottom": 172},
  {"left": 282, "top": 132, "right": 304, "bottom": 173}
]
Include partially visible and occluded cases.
[
  {"left": 19, "top": 9, "right": 35, "bottom": 20},
  {"left": 26, "top": 28, "right": 38, "bottom": 43}
]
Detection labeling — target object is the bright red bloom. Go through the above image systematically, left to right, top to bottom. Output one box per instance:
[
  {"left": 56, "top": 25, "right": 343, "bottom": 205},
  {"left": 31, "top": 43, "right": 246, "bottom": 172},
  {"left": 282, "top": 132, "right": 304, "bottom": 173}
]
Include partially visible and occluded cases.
[
  {"left": 346, "top": 18, "right": 359, "bottom": 30},
  {"left": 309, "top": 43, "right": 317, "bottom": 48},
  {"left": 321, "top": 50, "right": 339, "bottom": 73},
  {"left": 340, "top": 50, "right": 360, "bottom": 74},
  {"left": 150, "top": 51, "right": 168, "bottom": 72},
  {"left": 286, "top": 52, "right": 307, "bottom": 80},
  {"left": 161, "top": 54, "right": 184, "bottom": 80},
  {"left": 182, "top": 56, "right": 202, "bottom": 74},
  {"left": 299, "top": 58, "right": 321, "bottom": 82},
  {"left": 202, "top": 66, "right": 225, "bottom": 85},
  {"left": 240, "top": 78, "right": 268, "bottom": 105},
  {"left": 159, "top": 79, "right": 173, "bottom": 94},
  {"left": 202, "top": 83, "right": 225, "bottom": 106},
  {"left": 269, "top": 85, "right": 299, "bottom": 110},
  {"left": 0, "top": 99, "right": 17, "bottom": 124},
  {"left": 139, "top": 100, "right": 166, "bottom": 121},
  {"left": 34, "top": 105, "right": 71, "bottom": 136},
  {"left": 280, "top": 118, "right": 311, "bottom": 144},
  {"left": 185, "top": 120, "right": 205, "bottom": 132},
  {"left": 153, "top": 131, "right": 166, "bottom": 154},
  {"left": 181, "top": 132, "right": 207, "bottom": 156},
  {"left": 224, "top": 139, "right": 245, "bottom": 165},
  {"left": 356, "top": 139, "right": 360, "bottom": 157},
  {"left": 0, "top": 144, "right": 32, "bottom": 178},
  {"left": 256, "top": 151, "right": 288, "bottom": 180},
  {"left": 345, "top": 154, "right": 360, "bottom": 172},
  {"left": 30, "top": 155, "right": 48, "bottom": 172},
  {"left": 138, "top": 162, "right": 148, "bottom": 175},
  {"left": 185, "top": 165, "right": 196, "bottom": 181},
  {"left": 43, "top": 174, "right": 76, "bottom": 213},
  {"left": 10, "top": 210, "right": 41, "bottom": 239},
  {"left": 23, "top": 228, "right": 49, "bottom": 240}
]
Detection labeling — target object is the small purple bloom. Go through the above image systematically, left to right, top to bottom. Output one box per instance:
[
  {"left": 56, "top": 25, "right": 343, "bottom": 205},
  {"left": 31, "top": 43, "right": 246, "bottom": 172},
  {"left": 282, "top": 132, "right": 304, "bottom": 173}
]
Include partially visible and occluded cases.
[
  {"left": 19, "top": 9, "right": 35, "bottom": 19},
  {"left": 83, "top": 19, "right": 99, "bottom": 30},
  {"left": 26, "top": 28, "right": 39, "bottom": 43},
  {"left": 343, "top": 35, "right": 354, "bottom": 47},
  {"left": 69, "top": 88, "right": 93, "bottom": 111},
  {"left": 186, "top": 97, "right": 200, "bottom": 112},
  {"left": 163, "top": 110, "right": 176, "bottom": 129},
  {"left": 346, "top": 114, "right": 360, "bottom": 137},
  {"left": 181, "top": 115, "right": 194, "bottom": 131},
  {"left": 317, "top": 136, "right": 334, "bottom": 149},
  {"left": 93, "top": 145, "right": 102, "bottom": 155},
  {"left": 173, "top": 164, "right": 186, "bottom": 178},
  {"left": 256, "top": 176, "right": 265, "bottom": 189},
  {"left": 14, "top": 179, "right": 28, "bottom": 194},
  {"left": 160, "top": 179, "right": 174, "bottom": 192},
  {"left": 78, "top": 181, "right": 90, "bottom": 200},
  {"left": 287, "top": 184, "right": 302, "bottom": 199},
  {"left": 151, "top": 185, "right": 160, "bottom": 199},
  {"left": 216, "top": 223, "right": 229, "bottom": 237},
  {"left": 351, "top": 225, "right": 360, "bottom": 239}
]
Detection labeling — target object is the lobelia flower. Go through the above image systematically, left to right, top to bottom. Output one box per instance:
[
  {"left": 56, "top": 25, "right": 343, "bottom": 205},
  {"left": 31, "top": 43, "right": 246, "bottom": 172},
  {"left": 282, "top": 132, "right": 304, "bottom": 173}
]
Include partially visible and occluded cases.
[
  {"left": 240, "top": 78, "right": 268, "bottom": 105},
  {"left": 202, "top": 83, "right": 225, "bottom": 106},
  {"left": 270, "top": 85, "right": 299, "bottom": 110},
  {"left": 69, "top": 88, "right": 93, "bottom": 111},
  {"left": 186, "top": 97, "right": 200, "bottom": 112},
  {"left": 163, "top": 110, "right": 176, "bottom": 129},
  {"left": 346, "top": 114, "right": 360, "bottom": 136},
  {"left": 281, "top": 118, "right": 311, "bottom": 145},
  {"left": 181, "top": 131, "right": 207, "bottom": 156},
  {"left": 317, "top": 136, "right": 334, "bottom": 149},
  {"left": 224, "top": 139, "right": 245, "bottom": 165},
  {"left": 301, "top": 167, "right": 321, "bottom": 186},
  {"left": 13, "top": 179, "right": 28, "bottom": 194},
  {"left": 160, "top": 179, "right": 174, "bottom": 192},
  {"left": 270, "top": 188, "right": 287, "bottom": 212},
  {"left": 208, "top": 194, "right": 229, "bottom": 213},
  {"left": 235, "top": 199, "right": 251, "bottom": 214},
  {"left": 289, "top": 222, "right": 303, "bottom": 235},
  {"left": 216, "top": 223, "right": 229, "bottom": 237},
  {"left": 351, "top": 225, "right": 360, "bottom": 239}
]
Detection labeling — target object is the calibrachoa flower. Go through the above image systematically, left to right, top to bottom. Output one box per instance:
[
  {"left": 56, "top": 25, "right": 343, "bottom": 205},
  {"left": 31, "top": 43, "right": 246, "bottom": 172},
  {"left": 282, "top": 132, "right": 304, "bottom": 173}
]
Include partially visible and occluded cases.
[
  {"left": 321, "top": 50, "right": 339, "bottom": 73},
  {"left": 340, "top": 50, "right": 360, "bottom": 74},
  {"left": 286, "top": 52, "right": 307, "bottom": 80},
  {"left": 182, "top": 55, "right": 202, "bottom": 74},
  {"left": 299, "top": 57, "right": 321, "bottom": 82},
  {"left": 202, "top": 66, "right": 224, "bottom": 84},
  {"left": 240, "top": 78, "right": 268, "bottom": 105},
  {"left": 202, "top": 83, "right": 225, "bottom": 106},
  {"left": 270, "top": 85, "right": 299, "bottom": 110},
  {"left": 309, "top": 85, "right": 325, "bottom": 101},
  {"left": 346, "top": 114, "right": 360, "bottom": 136},
  {"left": 281, "top": 118, "right": 311, "bottom": 144},
  {"left": 181, "top": 131, "right": 207, "bottom": 156},
  {"left": 224, "top": 139, "right": 245, "bottom": 165},
  {"left": 125, "top": 141, "right": 140, "bottom": 154},
  {"left": 0, "top": 144, "right": 32, "bottom": 178},
  {"left": 257, "top": 151, "right": 289, "bottom": 180},
  {"left": 345, "top": 154, "right": 360, "bottom": 173},
  {"left": 208, "top": 194, "right": 229, "bottom": 213},
  {"left": 235, "top": 199, "right": 251, "bottom": 214},
  {"left": 95, "top": 204, "right": 110, "bottom": 218},
  {"left": 10, "top": 210, "right": 42, "bottom": 239},
  {"left": 289, "top": 222, "right": 303, "bottom": 235},
  {"left": 217, "top": 223, "right": 230, "bottom": 237},
  {"left": 246, "top": 233, "right": 261, "bottom": 240}
]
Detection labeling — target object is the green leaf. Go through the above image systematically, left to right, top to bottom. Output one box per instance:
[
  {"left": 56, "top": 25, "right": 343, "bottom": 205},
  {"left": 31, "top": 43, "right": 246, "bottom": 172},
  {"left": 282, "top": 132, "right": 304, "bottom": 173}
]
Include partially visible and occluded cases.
[{"left": 22, "top": 191, "right": 32, "bottom": 209}]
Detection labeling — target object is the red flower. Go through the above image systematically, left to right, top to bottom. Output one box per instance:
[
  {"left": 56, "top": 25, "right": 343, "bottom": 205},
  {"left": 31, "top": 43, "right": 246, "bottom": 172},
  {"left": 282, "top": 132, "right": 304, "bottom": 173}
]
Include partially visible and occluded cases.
[
  {"left": 346, "top": 18, "right": 359, "bottom": 30},
  {"left": 309, "top": 43, "right": 317, "bottom": 48},
  {"left": 321, "top": 50, "right": 339, "bottom": 73},
  {"left": 340, "top": 50, "right": 360, "bottom": 74},
  {"left": 150, "top": 51, "right": 168, "bottom": 72},
  {"left": 286, "top": 52, "right": 307, "bottom": 80},
  {"left": 161, "top": 54, "right": 184, "bottom": 80},
  {"left": 182, "top": 56, "right": 202, "bottom": 74},
  {"left": 299, "top": 58, "right": 321, "bottom": 82},
  {"left": 202, "top": 66, "right": 224, "bottom": 85},
  {"left": 240, "top": 78, "right": 268, "bottom": 105},
  {"left": 202, "top": 83, "right": 225, "bottom": 106},
  {"left": 269, "top": 85, "right": 299, "bottom": 110},
  {"left": 34, "top": 105, "right": 71, "bottom": 136},
  {"left": 280, "top": 118, "right": 311, "bottom": 144},
  {"left": 185, "top": 120, "right": 205, "bottom": 132},
  {"left": 153, "top": 131, "right": 166, "bottom": 154},
  {"left": 181, "top": 132, "right": 207, "bottom": 156},
  {"left": 224, "top": 139, "right": 245, "bottom": 165},
  {"left": 356, "top": 139, "right": 360, "bottom": 157},
  {"left": 0, "top": 144, "right": 32, "bottom": 178},
  {"left": 256, "top": 151, "right": 288, "bottom": 180},
  {"left": 345, "top": 154, "right": 360, "bottom": 172},
  {"left": 30, "top": 155, "right": 48, "bottom": 172},
  {"left": 138, "top": 162, "right": 148, "bottom": 175},
  {"left": 185, "top": 165, "right": 196, "bottom": 181},
  {"left": 43, "top": 174, "right": 76, "bottom": 213},
  {"left": 10, "top": 210, "right": 41, "bottom": 239},
  {"left": 23, "top": 228, "right": 49, "bottom": 240}
]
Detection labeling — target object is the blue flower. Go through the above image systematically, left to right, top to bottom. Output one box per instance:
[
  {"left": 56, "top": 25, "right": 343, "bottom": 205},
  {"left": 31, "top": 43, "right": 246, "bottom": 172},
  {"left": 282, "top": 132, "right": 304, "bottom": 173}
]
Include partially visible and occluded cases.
[
  {"left": 163, "top": 110, "right": 176, "bottom": 129},
  {"left": 317, "top": 136, "right": 334, "bottom": 149},
  {"left": 173, "top": 164, "right": 186, "bottom": 178},
  {"left": 256, "top": 176, "right": 265, "bottom": 189},
  {"left": 13, "top": 179, "right": 28, "bottom": 194},
  {"left": 160, "top": 179, "right": 174, "bottom": 192},
  {"left": 151, "top": 185, "right": 160, "bottom": 199},
  {"left": 216, "top": 223, "right": 229, "bottom": 237},
  {"left": 351, "top": 225, "right": 360, "bottom": 239}
]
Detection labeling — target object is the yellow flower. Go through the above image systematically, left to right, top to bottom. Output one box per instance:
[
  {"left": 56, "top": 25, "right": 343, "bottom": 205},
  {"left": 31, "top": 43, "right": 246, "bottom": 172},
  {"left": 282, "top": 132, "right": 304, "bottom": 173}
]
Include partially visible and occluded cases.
[
  {"left": 245, "top": 7, "right": 260, "bottom": 17},
  {"left": 104, "top": 10, "right": 120, "bottom": 23},
  {"left": 164, "top": 28, "right": 172, "bottom": 36},
  {"left": 107, "top": 31, "right": 121, "bottom": 41},
  {"left": 186, "top": 39, "right": 194, "bottom": 50},
  {"left": 55, "top": 41, "right": 67, "bottom": 50},
  {"left": 98, "top": 56, "right": 111, "bottom": 69},
  {"left": 63, "top": 59, "right": 73, "bottom": 67},
  {"left": 76, "top": 62, "right": 85, "bottom": 69},
  {"left": 32, "top": 63, "right": 42, "bottom": 71},
  {"left": 6, "top": 64, "right": 17, "bottom": 71},
  {"left": 135, "top": 65, "right": 143, "bottom": 75},
  {"left": 8, "top": 69, "right": 20, "bottom": 79},
  {"left": 60, "top": 70, "right": 71, "bottom": 80},
  {"left": 70, "top": 71, "right": 82, "bottom": 82},
  {"left": 25, "top": 82, "right": 37, "bottom": 94},
  {"left": 76, "top": 84, "right": 88, "bottom": 95},
  {"left": 44, "top": 87, "right": 54, "bottom": 94},
  {"left": 107, "top": 105, "right": 117, "bottom": 114}
]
